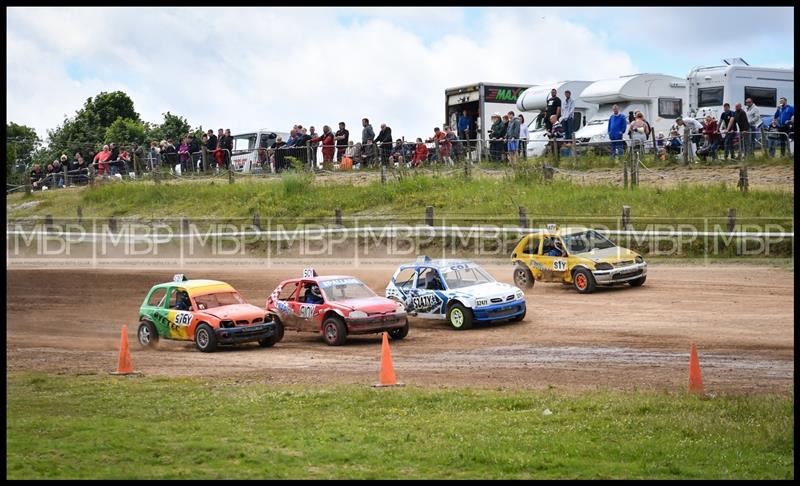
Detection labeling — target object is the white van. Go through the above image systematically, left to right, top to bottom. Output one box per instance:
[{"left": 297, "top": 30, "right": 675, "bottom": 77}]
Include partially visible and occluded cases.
[
  {"left": 686, "top": 59, "right": 793, "bottom": 125},
  {"left": 574, "top": 74, "right": 686, "bottom": 149},
  {"left": 516, "top": 81, "right": 598, "bottom": 157},
  {"left": 230, "top": 129, "right": 290, "bottom": 173}
]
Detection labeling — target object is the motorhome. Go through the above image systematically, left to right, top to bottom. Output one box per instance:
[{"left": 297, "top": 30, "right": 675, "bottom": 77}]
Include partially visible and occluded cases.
[
  {"left": 686, "top": 59, "right": 793, "bottom": 124},
  {"left": 573, "top": 74, "right": 686, "bottom": 148},
  {"left": 516, "top": 81, "right": 598, "bottom": 157},
  {"left": 444, "top": 82, "right": 534, "bottom": 143},
  {"left": 230, "top": 129, "right": 290, "bottom": 173}
]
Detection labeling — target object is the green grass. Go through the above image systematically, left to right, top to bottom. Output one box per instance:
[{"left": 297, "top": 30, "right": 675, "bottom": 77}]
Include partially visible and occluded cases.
[
  {"left": 6, "top": 171, "right": 793, "bottom": 227},
  {"left": 6, "top": 373, "right": 793, "bottom": 479}
]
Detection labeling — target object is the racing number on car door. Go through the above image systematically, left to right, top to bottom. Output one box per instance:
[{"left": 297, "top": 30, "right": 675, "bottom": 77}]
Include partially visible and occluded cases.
[{"left": 169, "top": 311, "right": 193, "bottom": 340}]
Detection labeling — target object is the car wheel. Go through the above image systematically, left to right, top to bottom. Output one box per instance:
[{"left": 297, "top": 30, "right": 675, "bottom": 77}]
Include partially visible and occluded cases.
[
  {"left": 513, "top": 265, "right": 535, "bottom": 289},
  {"left": 572, "top": 268, "right": 597, "bottom": 294},
  {"left": 628, "top": 275, "right": 647, "bottom": 287},
  {"left": 447, "top": 302, "right": 473, "bottom": 330},
  {"left": 510, "top": 308, "right": 526, "bottom": 322},
  {"left": 322, "top": 316, "right": 347, "bottom": 346},
  {"left": 258, "top": 319, "right": 284, "bottom": 347},
  {"left": 388, "top": 319, "right": 409, "bottom": 340},
  {"left": 137, "top": 320, "right": 159, "bottom": 348},
  {"left": 194, "top": 323, "right": 218, "bottom": 352}
]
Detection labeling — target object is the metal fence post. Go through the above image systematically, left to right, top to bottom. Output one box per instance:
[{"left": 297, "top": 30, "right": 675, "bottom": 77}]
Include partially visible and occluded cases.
[
  {"left": 651, "top": 131, "right": 658, "bottom": 164},
  {"left": 476, "top": 137, "right": 483, "bottom": 163},
  {"left": 623, "top": 147, "right": 630, "bottom": 189},
  {"left": 63, "top": 164, "right": 69, "bottom": 188},
  {"left": 380, "top": 164, "right": 387, "bottom": 184},
  {"left": 228, "top": 165, "right": 234, "bottom": 184},
  {"left": 737, "top": 166, "right": 749, "bottom": 193}
]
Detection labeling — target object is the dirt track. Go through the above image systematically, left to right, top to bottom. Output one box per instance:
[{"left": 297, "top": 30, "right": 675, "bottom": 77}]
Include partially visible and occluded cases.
[{"left": 6, "top": 264, "right": 794, "bottom": 393}]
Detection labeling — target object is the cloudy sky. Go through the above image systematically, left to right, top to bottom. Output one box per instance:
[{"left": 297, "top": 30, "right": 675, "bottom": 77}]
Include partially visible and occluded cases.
[{"left": 6, "top": 6, "right": 794, "bottom": 143}]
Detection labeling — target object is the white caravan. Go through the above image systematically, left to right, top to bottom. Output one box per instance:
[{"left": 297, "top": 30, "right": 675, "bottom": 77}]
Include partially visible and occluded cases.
[
  {"left": 686, "top": 59, "right": 794, "bottom": 124},
  {"left": 574, "top": 74, "right": 687, "bottom": 148},
  {"left": 516, "top": 81, "right": 598, "bottom": 157},
  {"left": 230, "top": 129, "right": 290, "bottom": 173}
]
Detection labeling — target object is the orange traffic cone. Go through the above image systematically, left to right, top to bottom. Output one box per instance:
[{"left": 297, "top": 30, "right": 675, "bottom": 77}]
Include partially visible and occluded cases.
[
  {"left": 110, "top": 325, "right": 138, "bottom": 375},
  {"left": 373, "top": 332, "right": 403, "bottom": 387},
  {"left": 688, "top": 343, "right": 704, "bottom": 394}
]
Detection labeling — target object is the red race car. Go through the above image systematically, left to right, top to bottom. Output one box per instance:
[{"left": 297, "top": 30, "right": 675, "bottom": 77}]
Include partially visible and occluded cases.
[{"left": 265, "top": 269, "right": 409, "bottom": 346}]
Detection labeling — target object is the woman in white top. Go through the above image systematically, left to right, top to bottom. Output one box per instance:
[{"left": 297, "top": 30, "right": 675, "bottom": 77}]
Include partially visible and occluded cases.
[
  {"left": 628, "top": 111, "right": 651, "bottom": 158},
  {"left": 518, "top": 114, "right": 529, "bottom": 160}
]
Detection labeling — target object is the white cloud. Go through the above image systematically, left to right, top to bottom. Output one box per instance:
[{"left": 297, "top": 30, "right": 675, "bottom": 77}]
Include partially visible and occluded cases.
[{"left": 7, "top": 7, "right": 639, "bottom": 145}]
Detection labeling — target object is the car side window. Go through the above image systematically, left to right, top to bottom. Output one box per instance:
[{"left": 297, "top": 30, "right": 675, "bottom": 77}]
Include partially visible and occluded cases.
[
  {"left": 523, "top": 236, "right": 540, "bottom": 255},
  {"left": 542, "top": 237, "right": 557, "bottom": 255},
  {"left": 395, "top": 268, "right": 416, "bottom": 289},
  {"left": 418, "top": 268, "right": 444, "bottom": 290},
  {"left": 277, "top": 282, "right": 300, "bottom": 301},
  {"left": 148, "top": 288, "right": 167, "bottom": 307},
  {"left": 166, "top": 288, "right": 177, "bottom": 308}
]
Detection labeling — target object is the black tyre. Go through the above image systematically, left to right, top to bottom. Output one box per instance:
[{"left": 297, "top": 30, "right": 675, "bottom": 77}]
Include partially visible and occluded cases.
[
  {"left": 513, "top": 265, "right": 535, "bottom": 289},
  {"left": 572, "top": 268, "right": 597, "bottom": 294},
  {"left": 628, "top": 275, "right": 647, "bottom": 287},
  {"left": 447, "top": 302, "right": 473, "bottom": 330},
  {"left": 510, "top": 308, "right": 526, "bottom": 322},
  {"left": 322, "top": 316, "right": 347, "bottom": 346},
  {"left": 259, "top": 318, "right": 285, "bottom": 347},
  {"left": 388, "top": 319, "right": 409, "bottom": 340},
  {"left": 137, "top": 320, "right": 159, "bottom": 348},
  {"left": 194, "top": 323, "right": 218, "bottom": 352}
]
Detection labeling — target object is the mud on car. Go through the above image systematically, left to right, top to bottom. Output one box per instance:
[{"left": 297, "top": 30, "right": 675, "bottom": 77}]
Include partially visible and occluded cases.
[
  {"left": 511, "top": 226, "right": 647, "bottom": 294},
  {"left": 385, "top": 256, "right": 526, "bottom": 330},
  {"left": 265, "top": 269, "right": 409, "bottom": 346},
  {"left": 137, "top": 275, "right": 282, "bottom": 352}
]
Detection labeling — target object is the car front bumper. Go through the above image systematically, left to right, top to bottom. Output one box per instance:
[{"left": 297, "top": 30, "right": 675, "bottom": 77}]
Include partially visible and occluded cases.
[
  {"left": 592, "top": 263, "right": 648, "bottom": 284},
  {"left": 473, "top": 300, "right": 526, "bottom": 322},
  {"left": 345, "top": 312, "right": 408, "bottom": 334},
  {"left": 214, "top": 322, "right": 279, "bottom": 344}
]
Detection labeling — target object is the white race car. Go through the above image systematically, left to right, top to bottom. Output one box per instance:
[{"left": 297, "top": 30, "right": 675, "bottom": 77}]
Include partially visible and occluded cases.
[{"left": 385, "top": 256, "right": 526, "bottom": 330}]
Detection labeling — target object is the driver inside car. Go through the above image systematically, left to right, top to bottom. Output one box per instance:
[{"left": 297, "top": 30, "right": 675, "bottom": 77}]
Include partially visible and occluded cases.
[
  {"left": 546, "top": 238, "right": 566, "bottom": 257},
  {"left": 304, "top": 284, "right": 324, "bottom": 305},
  {"left": 174, "top": 290, "right": 191, "bottom": 310}
]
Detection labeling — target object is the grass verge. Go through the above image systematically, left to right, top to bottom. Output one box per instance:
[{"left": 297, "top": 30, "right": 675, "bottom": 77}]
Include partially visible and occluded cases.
[{"left": 6, "top": 373, "right": 793, "bottom": 479}]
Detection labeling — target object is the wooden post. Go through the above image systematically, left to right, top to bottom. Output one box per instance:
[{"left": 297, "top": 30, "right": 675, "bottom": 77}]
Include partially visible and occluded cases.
[
  {"left": 682, "top": 126, "right": 691, "bottom": 165},
  {"left": 651, "top": 130, "right": 658, "bottom": 163},
  {"left": 571, "top": 133, "right": 577, "bottom": 167},
  {"left": 476, "top": 136, "right": 483, "bottom": 163},
  {"left": 551, "top": 137, "right": 560, "bottom": 167},
  {"left": 202, "top": 147, "right": 209, "bottom": 172},
  {"left": 133, "top": 149, "right": 140, "bottom": 175},
  {"left": 463, "top": 157, "right": 471, "bottom": 179},
  {"left": 153, "top": 163, "right": 160, "bottom": 185},
  {"left": 63, "top": 164, "right": 69, "bottom": 187},
  {"left": 89, "top": 164, "right": 96, "bottom": 188},
  {"left": 380, "top": 164, "right": 387, "bottom": 184},
  {"left": 542, "top": 164, "right": 554, "bottom": 183},
  {"left": 228, "top": 166, "right": 234, "bottom": 184},
  {"left": 737, "top": 166, "right": 749, "bottom": 193},
  {"left": 25, "top": 179, "right": 31, "bottom": 195},
  {"left": 622, "top": 205, "right": 631, "bottom": 230},
  {"left": 77, "top": 206, "right": 83, "bottom": 224},
  {"left": 425, "top": 206, "right": 434, "bottom": 226},
  {"left": 518, "top": 206, "right": 527, "bottom": 229},
  {"left": 335, "top": 208, "right": 343, "bottom": 227},
  {"left": 727, "top": 208, "right": 736, "bottom": 233},
  {"left": 253, "top": 213, "right": 261, "bottom": 230},
  {"left": 44, "top": 214, "right": 53, "bottom": 229},
  {"left": 109, "top": 216, "right": 118, "bottom": 234},
  {"left": 181, "top": 217, "right": 190, "bottom": 235}
]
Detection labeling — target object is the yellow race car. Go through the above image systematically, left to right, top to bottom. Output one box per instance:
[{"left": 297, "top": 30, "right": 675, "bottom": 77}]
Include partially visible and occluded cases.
[{"left": 511, "top": 226, "right": 647, "bottom": 294}]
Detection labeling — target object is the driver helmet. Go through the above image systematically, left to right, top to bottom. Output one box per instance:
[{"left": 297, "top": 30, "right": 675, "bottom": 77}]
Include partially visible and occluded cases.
[
  {"left": 554, "top": 239, "right": 564, "bottom": 250},
  {"left": 311, "top": 286, "right": 322, "bottom": 298}
]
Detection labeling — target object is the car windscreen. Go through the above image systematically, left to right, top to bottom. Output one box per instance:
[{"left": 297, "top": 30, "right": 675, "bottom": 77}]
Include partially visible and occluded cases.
[
  {"left": 563, "top": 230, "right": 616, "bottom": 253},
  {"left": 440, "top": 265, "right": 495, "bottom": 289},
  {"left": 319, "top": 278, "right": 376, "bottom": 302},
  {"left": 194, "top": 291, "right": 245, "bottom": 310}
]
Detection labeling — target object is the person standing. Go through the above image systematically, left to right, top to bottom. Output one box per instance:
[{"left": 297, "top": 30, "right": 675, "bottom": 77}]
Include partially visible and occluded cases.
[
  {"left": 544, "top": 88, "right": 561, "bottom": 131},
  {"left": 559, "top": 89, "right": 576, "bottom": 140},
  {"left": 773, "top": 97, "right": 794, "bottom": 157},
  {"left": 744, "top": 98, "right": 762, "bottom": 156},
  {"left": 732, "top": 102, "right": 751, "bottom": 159},
  {"left": 718, "top": 103, "right": 736, "bottom": 160},
  {"left": 607, "top": 104, "right": 627, "bottom": 160},
  {"left": 457, "top": 109, "right": 472, "bottom": 146},
  {"left": 505, "top": 111, "right": 520, "bottom": 163},
  {"left": 489, "top": 114, "right": 504, "bottom": 162},
  {"left": 518, "top": 114, "right": 528, "bottom": 160},
  {"left": 361, "top": 118, "right": 374, "bottom": 145},
  {"left": 334, "top": 122, "right": 349, "bottom": 162},
  {"left": 375, "top": 123, "right": 392, "bottom": 165},
  {"left": 311, "top": 125, "right": 336, "bottom": 169},
  {"left": 308, "top": 126, "right": 320, "bottom": 167},
  {"left": 221, "top": 129, "right": 234, "bottom": 169}
]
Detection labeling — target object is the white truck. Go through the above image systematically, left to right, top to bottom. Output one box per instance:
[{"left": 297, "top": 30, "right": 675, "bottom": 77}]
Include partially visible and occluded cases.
[
  {"left": 686, "top": 58, "right": 793, "bottom": 125},
  {"left": 573, "top": 73, "right": 687, "bottom": 149},
  {"left": 516, "top": 81, "right": 598, "bottom": 157},
  {"left": 444, "top": 82, "right": 535, "bottom": 144},
  {"left": 230, "top": 129, "right": 290, "bottom": 173}
]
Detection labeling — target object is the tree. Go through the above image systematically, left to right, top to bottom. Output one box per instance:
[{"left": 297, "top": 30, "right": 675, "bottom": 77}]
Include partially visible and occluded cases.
[
  {"left": 45, "top": 90, "right": 141, "bottom": 159},
  {"left": 147, "top": 112, "right": 191, "bottom": 144},
  {"left": 105, "top": 117, "right": 147, "bottom": 147},
  {"left": 6, "top": 122, "right": 41, "bottom": 182}
]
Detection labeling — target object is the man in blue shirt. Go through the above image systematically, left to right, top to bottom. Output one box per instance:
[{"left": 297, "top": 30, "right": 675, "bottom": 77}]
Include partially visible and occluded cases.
[
  {"left": 774, "top": 97, "right": 794, "bottom": 157},
  {"left": 718, "top": 103, "right": 736, "bottom": 160},
  {"left": 607, "top": 104, "right": 627, "bottom": 160},
  {"left": 457, "top": 110, "right": 472, "bottom": 144}
]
